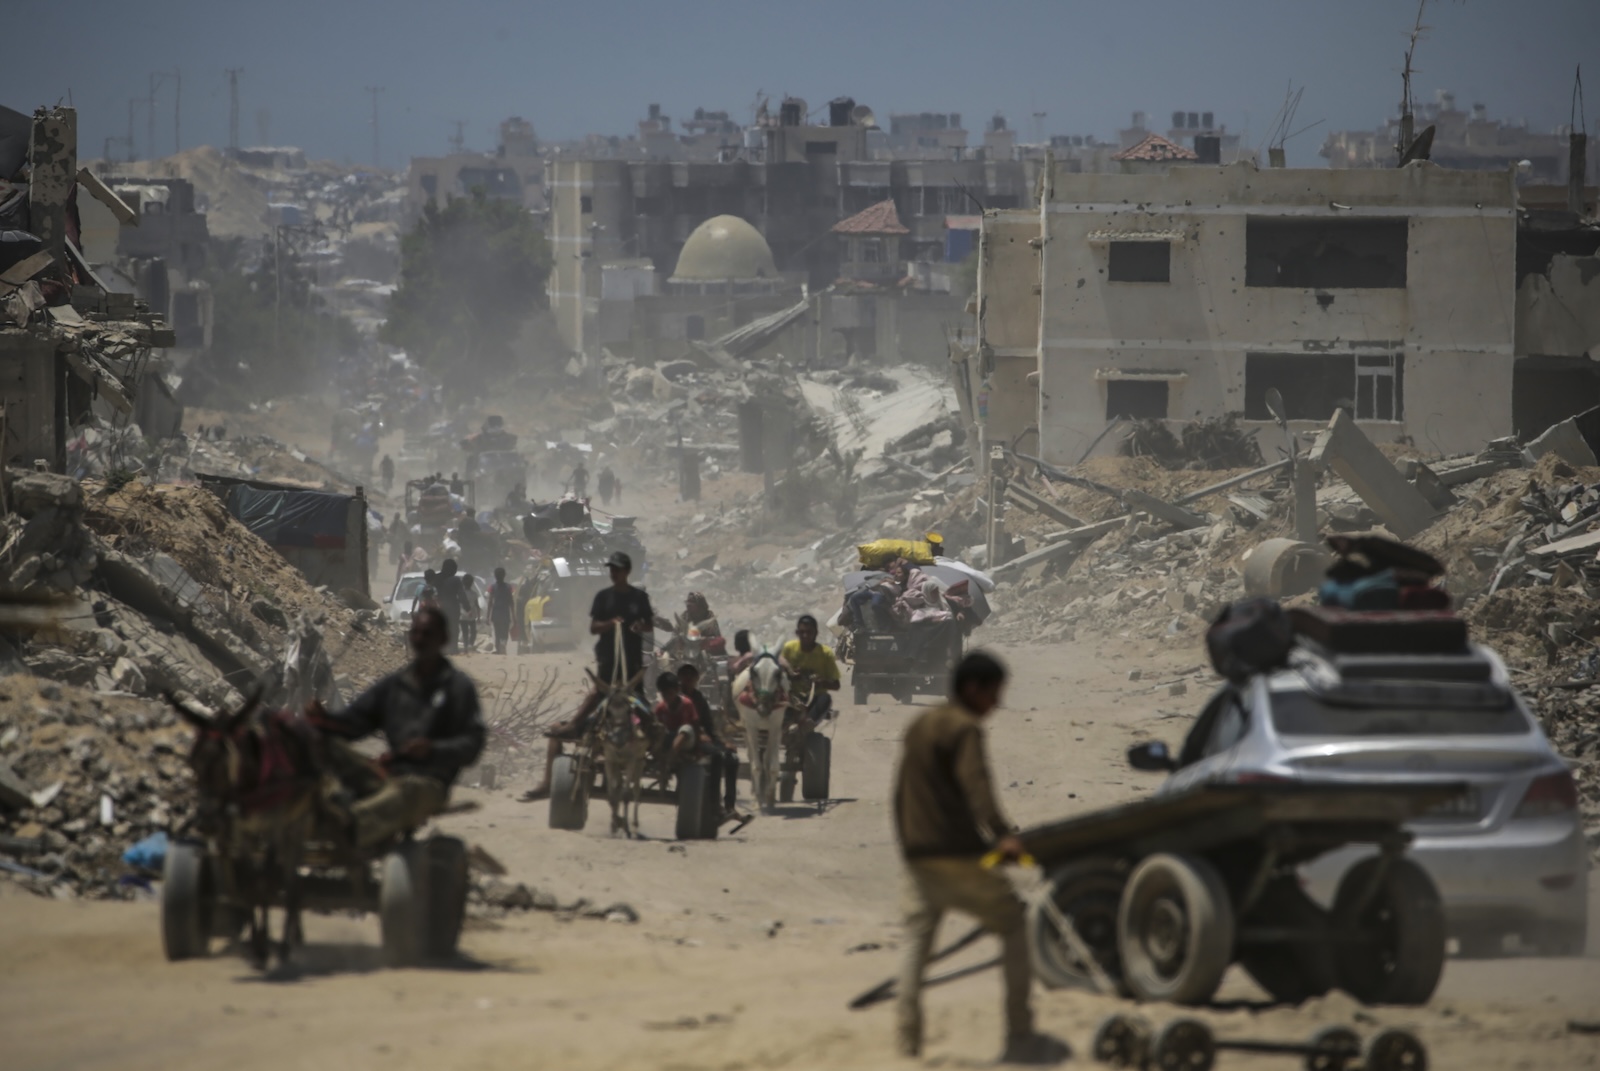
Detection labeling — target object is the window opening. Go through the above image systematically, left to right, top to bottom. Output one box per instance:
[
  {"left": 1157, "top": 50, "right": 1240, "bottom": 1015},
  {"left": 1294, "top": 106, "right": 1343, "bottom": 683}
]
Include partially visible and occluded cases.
[{"left": 1108, "top": 241, "right": 1171, "bottom": 283}]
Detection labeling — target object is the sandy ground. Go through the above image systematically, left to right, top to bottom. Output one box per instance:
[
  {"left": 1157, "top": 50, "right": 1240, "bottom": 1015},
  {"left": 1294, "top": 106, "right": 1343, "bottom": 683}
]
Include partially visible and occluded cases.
[
  {"left": 9, "top": 401, "right": 1600, "bottom": 1069},
  {"left": 3, "top": 630, "right": 1598, "bottom": 1071}
]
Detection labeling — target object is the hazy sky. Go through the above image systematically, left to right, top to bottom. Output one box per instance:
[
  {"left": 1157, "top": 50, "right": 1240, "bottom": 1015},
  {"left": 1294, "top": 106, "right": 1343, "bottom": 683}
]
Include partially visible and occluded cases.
[{"left": 4, "top": 0, "right": 1596, "bottom": 169}]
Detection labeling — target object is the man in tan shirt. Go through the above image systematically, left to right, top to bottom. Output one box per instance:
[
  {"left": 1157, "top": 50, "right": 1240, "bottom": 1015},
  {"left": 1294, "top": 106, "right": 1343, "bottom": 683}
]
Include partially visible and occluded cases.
[{"left": 893, "top": 651, "right": 1054, "bottom": 1063}]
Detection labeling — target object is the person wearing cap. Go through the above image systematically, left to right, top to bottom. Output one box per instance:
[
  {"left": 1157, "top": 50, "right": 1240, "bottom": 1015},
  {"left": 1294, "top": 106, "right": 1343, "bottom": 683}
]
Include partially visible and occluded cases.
[{"left": 523, "top": 550, "right": 656, "bottom": 801}]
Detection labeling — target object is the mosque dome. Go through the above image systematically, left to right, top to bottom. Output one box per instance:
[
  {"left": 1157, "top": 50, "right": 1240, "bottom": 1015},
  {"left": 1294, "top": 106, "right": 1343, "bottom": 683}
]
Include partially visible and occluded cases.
[{"left": 671, "top": 215, "right": 778, "bottom": 281}]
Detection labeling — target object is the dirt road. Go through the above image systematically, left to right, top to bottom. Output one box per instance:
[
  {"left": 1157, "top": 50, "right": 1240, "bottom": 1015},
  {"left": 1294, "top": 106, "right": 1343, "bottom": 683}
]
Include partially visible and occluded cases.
[{"left": 4, "top": 632, "right": 1598, "bottom": 1071}]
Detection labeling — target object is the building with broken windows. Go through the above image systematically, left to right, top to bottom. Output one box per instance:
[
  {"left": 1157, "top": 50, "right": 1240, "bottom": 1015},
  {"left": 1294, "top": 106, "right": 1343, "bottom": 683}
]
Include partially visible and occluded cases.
[
  {"left": 2, "top": 106, "right": 180, "bottom": 471},
  {"left": 404, "top": 117, "right": 544, "bottom": 224},
  {"left": 965, "top": 160, "right": 1521, "bottom": 465}
]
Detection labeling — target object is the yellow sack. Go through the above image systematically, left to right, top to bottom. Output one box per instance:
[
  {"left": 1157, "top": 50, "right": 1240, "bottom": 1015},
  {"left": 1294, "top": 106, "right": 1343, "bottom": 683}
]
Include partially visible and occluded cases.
[{"left": 857, "top": 539, "right": 935, "bottom": 569}]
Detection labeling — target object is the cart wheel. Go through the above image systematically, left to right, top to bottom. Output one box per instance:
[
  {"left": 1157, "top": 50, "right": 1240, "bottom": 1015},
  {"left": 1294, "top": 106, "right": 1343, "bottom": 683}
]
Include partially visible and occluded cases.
[
  {"left": 853, "top": 677, "right": 869, "bottom": 705},
  {"left": 801, "top": 733, "right": 831, "bottom": 800},
  {"left": 548, "top": 754, "right": 589, "bottom": 831},
  {"left": 675, "top": 763, "right": 713, "bottom": 841},
  {"left": 699, "top": 763, "right": 721, "bottom": 840},
  {"left": 779, "top": 773, "right": 796, "bottom": 803},
  {"left": 424, "top": 836, "right": 469, "bottom": 960},
  {"left": 161, "top": 840, "right": 211, "bottom": 961},
  {"left": 380, "top": 842, "right": 428, "bottom": 968},
  {"left": 1117, "top": 853, "right": 1235, "bottom": 1005},
  {"left": 1026, "top": 858, "right": 1127, "bottom": 992},
  {"left": 1332, "top": 858, "right": 1444, "bottom": 1006},
  {"left": 1239, "top": 878, "right": 1337, "bottom": 1004},
  {"left": 1090, "top": 1013, "right": 1151, "bottom": 1068},
  {"left": 1151, "top": 1018, "right": 1215, "bottom": 1071},
  {"left": 1302, "top": 1026, "right": 1361, "bottom": 1071},
  {"left": 1364, "top": 1029, "right": 1428, "bottom": 1071}
]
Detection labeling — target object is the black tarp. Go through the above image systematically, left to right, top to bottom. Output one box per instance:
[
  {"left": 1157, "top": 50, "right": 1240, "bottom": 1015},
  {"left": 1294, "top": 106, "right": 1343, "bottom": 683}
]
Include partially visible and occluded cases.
[{"left": 226, "top": 485, "right": 352, "bottom": 548}]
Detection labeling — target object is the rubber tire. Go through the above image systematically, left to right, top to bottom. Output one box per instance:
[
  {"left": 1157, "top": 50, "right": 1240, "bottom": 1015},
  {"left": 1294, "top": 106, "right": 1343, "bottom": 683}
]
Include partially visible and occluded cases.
[
  {"left": 853, "top": 677, "right": 869, "bottom": 705},
  {"left": 801, "top": 733, "right": 831, "bottom": 800},
  {"left": 548, "top": 754, "right": 588, "bottom": 831},
  {"left": 675, "top": 763, "right": 712, "bottom": 841},
  {"left": 698, "top": 765, "right": 721, "bottom": 840},
  {"left": 779, "top": 774, "right": 796, "bottom": 803},
  {"left": 424, "top": 837, "right": 469, "bottom": 961},
  {"left": 161, "top": 840, "right": 210, "bottom": 961},
  {"left": 380, "top": 842, "right": 428, "bottom": 968},
  {"left": 1117, "top": 853, "right": 1235, "bottom": 1005},
  {"left": 1332, "top": 857, "right": 1445, "bottom": 1006},
  {"left": 1026, "top": 858, "right": 1128, "bottom": 992},
  {"left": 1238, "top": 878, "right": 1337, "bottom": 1004},
  {"left": 1151, "top": 1018, "right": 1216, "bottom": 1071}
]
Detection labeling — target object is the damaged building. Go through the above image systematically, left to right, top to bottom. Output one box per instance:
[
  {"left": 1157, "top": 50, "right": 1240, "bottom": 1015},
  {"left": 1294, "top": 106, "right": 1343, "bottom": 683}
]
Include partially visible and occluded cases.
[
  {"left": 2, "top": 105, "right": 180, "bottom": 470},
  {"left": 965, "top": 160, "right": 1525, "bottom": 465}
]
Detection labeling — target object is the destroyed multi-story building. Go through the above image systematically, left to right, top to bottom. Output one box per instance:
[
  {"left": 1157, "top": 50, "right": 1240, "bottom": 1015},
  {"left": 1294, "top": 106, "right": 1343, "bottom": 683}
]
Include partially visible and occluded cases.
[
  {"left": 1, "top": 105, "right": 181, "bottom": 468},
  {"left": 966, "top": 144, "right": 1600, "bottom": 468},
  {"left": 966, "top": 161, "right": 1521, "bottom": 464}
]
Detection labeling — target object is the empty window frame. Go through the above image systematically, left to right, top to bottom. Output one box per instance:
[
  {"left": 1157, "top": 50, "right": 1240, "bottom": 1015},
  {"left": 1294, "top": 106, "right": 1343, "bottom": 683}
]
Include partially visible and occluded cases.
[
  {"left": 580, "top": 194, "right": 593, "bottom": 214},
  {"left": 1245, "top": 218, "right": 1407, "bottom": 289},
  {"left": 861, "top": 238, "right": 886, "bottom": 263},
  {"left": 1108, "top": 240, "right": 1171, "bottom": 283},
  {"left": 1244, "top": 353, "right": 1404, "bottom": 421},
  {"left": 1355, "top": 354, "right": 1404, "bottom": 421},
  {"left": 1105, "top": 379, "right": 1169, "bottom": 420}
]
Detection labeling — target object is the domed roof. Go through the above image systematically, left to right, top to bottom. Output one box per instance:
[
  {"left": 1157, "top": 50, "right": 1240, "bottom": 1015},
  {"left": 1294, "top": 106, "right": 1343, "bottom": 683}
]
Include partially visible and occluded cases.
[{"left": 671, "top": 215, "right": 778, "bottom": 281}]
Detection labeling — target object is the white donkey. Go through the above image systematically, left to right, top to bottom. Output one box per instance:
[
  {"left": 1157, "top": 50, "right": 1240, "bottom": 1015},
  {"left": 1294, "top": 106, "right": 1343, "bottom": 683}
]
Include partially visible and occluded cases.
[{"left": 731, "top": 648, "right": 788, "bottom": 812}]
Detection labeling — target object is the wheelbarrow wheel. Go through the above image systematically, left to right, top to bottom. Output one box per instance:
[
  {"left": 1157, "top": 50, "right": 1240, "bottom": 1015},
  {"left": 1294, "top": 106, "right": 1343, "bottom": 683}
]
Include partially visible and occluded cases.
[
  {"left": 675, "top": 763, "right": 715, "bottom": 841},
  {"left": 161, "top": 840, "right": 211, "bottom": 961},
  {"left": 1117, "top": 853, "right": 1234, "bottom": 1005},
  {"left": 1026, "top": 857, "right": 1127, "bottom": 992},
  {"left": 1332, "top": 858, "right": 1444, "bottom": 1006},
  {"left": 1238, "top": 878, "right": 1337, "bottom": 1004},
  {"left": 1090, "top": 1013, "right": 1152, "bottom": 1069},
  {"left": 1150, "top": 1017, "right": 1215, "bottom": 1071},
  {"left": 1363, "top": 1028, "right": 1428, "bottom": 1071}
]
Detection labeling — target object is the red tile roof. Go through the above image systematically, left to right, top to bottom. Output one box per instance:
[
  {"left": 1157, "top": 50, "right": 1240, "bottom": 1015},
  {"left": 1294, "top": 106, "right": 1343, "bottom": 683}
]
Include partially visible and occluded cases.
[
  {"left": 1112, "top": 133, "right": 1199, "bottom": 162},
  {"left": 833, "top": 198, "right": 909, "bottom": 235}
]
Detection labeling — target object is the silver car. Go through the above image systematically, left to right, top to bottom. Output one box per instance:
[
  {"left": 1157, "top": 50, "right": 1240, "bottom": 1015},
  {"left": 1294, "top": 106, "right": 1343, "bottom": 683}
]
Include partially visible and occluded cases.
[{"left": 1147, "top": 642, "right": 1588, "bottom": 957}]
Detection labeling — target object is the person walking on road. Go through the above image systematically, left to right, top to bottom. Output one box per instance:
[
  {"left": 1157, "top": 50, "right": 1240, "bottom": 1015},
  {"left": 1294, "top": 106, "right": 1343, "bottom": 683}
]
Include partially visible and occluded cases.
[
  {"left": 379, "top": 454, "right": 395, "bottom": 493},
  {"left": 571, "top": 461, "right": 589, "bottom": 499},
  {"left": 487, "top": 566, "right": 515, "bottom": 654},
  {"left": 892, "top": 651, "right": 1059, "bottom": 1064}
]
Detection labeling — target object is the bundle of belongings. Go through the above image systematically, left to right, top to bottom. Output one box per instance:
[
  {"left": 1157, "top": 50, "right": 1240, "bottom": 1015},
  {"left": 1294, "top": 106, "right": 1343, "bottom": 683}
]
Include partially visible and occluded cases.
[
  {"left": 856, "top": 532, "right": 945, "bottom": 570},
  {"left": 1207, "top": 535, "right": 1456, "bottom": 682},
  {"left": 840, "top": 558, "right": 990, "bottom": 634}
]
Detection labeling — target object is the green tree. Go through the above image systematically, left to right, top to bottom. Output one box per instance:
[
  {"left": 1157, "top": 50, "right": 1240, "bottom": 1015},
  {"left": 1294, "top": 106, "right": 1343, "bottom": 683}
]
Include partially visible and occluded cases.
[{"left": 381, "top": 191, "right": 552, "bottom": 395}]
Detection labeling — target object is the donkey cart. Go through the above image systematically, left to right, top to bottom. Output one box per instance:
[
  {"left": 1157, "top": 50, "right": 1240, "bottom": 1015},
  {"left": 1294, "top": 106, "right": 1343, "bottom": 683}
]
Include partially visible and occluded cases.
[
  {"left": 547, "top": 738, "right": 723, "bottom": 841},
  {"left": 1018, "top": 778, "right": 1463, "bottom": 1006},
  {"left": 162, "top": 830, "right": 469, "bottom": 969}
]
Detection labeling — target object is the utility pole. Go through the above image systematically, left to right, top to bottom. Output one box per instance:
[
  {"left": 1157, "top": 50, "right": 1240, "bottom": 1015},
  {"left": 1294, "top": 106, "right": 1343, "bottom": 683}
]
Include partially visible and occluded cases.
[
  {"left": 171, "top": 68, "right": 182, "bottom": 153},
  {"left": 225, "top": 68, "right": 243, "bottom": 151},
  {"left": 147, "top": 73, "right": 161, "bottom": 161},
  {"left": 365, "top": 86, "right": 385, "bottom": 168},
  {"left": 127, "top": 97, "right": 142, "bottom": 162},
  {"left": 449, "top": 119, "right": 467, "bottom": 155}
]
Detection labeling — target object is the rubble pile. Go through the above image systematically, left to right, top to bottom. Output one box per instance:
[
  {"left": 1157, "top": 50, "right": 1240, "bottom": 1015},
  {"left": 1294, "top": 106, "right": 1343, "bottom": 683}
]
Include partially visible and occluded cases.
[
  {"left": 0, "top": 470, "right": 399, "bottom": 712},
  {"left": 0, "top": 679, "right": 192, "bottom": 898}
]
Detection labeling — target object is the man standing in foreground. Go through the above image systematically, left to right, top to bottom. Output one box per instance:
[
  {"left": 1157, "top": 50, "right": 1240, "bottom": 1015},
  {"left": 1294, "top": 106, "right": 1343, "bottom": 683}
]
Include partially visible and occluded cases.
[{"left": 893, "top": 652, "right": 1056, "bottom": 1064}]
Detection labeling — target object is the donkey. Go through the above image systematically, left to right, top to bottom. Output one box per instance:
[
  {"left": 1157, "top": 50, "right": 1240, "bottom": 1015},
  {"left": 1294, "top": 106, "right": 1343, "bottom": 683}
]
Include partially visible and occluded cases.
[
  {"left": 732, "top": 649, "right": 788, "bottom": 812},
  {"left": 589, "top": 667, "right": 654, "bottom": 837},
  {"left": 168, "top": 691, "right": 323, "bottom": 969}
]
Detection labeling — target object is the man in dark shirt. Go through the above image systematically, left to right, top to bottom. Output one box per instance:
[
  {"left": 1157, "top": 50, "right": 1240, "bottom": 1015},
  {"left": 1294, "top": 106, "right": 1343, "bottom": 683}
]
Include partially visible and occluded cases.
[
  {"left": 525, "top": 551, "right": 656, "bottom": 800},
  {"left": 588, "top": 551, "right": 654, "bottom": 689},
  {"left": 433, "top": 559, "right": 471, "bottom": 652},
  {"left": 317, "top": 607, "right": 485, "bottom": 849},
  {"left": 892, "top": 651, "right": 1047, "bottom": 1064},
  {"left": 676, "top": 663, "right": 741, "bottom": 820}
]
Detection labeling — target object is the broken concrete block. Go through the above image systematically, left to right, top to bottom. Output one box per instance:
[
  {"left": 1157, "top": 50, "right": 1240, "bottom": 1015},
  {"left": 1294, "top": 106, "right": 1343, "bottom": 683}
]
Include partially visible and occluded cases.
[
  {"left": 1524, "top": 406, "right": 1600, "bottom": 468},
  {"left": 1307, "top": 410, "right": 1436, "bottom": 539},
  {"left": 6, "top": 470, "right": 83, "bottom": 515},
  {"left": 1243, "top": 538, "right": 1330, "bottom": 598},
  {"left": 110, "top": 657, "right": 146, "bottom": 694},
  {"left": 0, "top": 759, "right": 35, "bottom": 811}
]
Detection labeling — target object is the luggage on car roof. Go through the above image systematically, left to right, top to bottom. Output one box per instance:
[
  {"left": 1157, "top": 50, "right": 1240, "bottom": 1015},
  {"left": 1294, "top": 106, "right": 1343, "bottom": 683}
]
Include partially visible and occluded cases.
[{"left": 1206, "top": 597, "right": 1294, "bottom": 682}]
